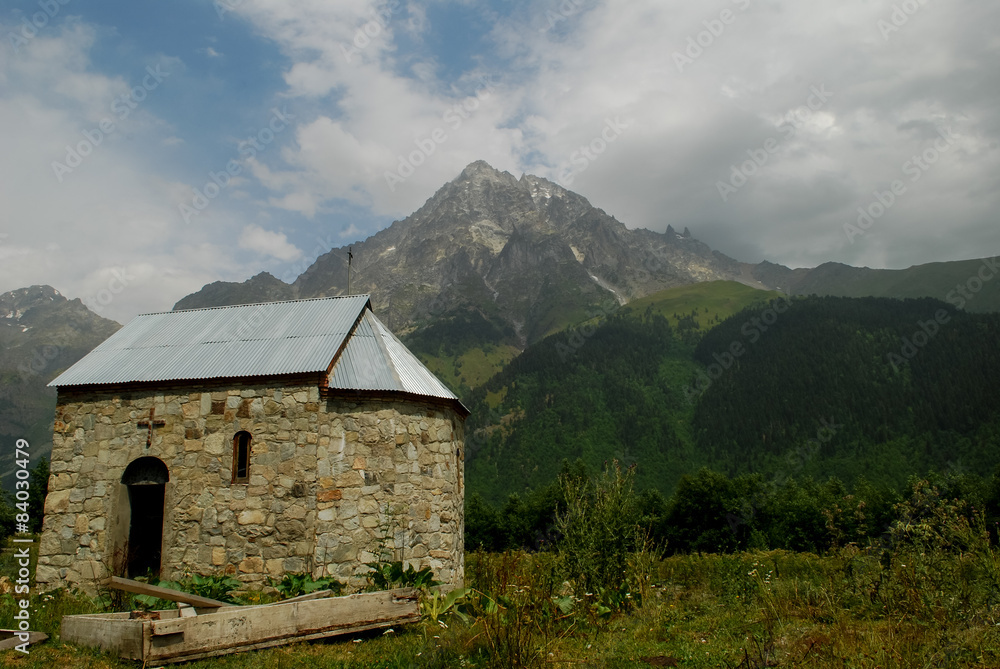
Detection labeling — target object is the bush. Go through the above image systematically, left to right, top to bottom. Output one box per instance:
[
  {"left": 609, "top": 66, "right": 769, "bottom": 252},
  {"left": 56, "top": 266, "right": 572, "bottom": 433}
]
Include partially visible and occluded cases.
[{"left": 555, "top": 460, "right": 655, "bottom": 597}]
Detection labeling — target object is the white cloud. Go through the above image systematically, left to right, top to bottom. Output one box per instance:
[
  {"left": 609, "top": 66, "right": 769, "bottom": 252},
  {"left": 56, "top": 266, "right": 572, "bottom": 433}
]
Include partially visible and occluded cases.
[
  {"left": 3, "top": 0, "right": 998, "bottom": 328},
  {"left": 228, "top": 0, "right": 1000, "bottom": 269},
  {"left": 0, "top": 21, "right": 257, "bottom": 322},
  {"left": 238, "top": 224, "right": 303, "bottom": 261}
]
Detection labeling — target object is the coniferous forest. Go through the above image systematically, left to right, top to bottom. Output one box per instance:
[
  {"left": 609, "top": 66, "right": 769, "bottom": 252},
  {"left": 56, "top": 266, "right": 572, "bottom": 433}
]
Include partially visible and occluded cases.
[{"left": 462, "top": 293, "right": 1000, "bottom": 554}]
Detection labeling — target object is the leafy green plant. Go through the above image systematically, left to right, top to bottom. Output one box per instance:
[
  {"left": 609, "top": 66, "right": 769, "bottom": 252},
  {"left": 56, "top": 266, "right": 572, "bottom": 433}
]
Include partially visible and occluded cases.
[
  {"left": 366, "top": 560, "right": 440, "bottom": 590},
  {"left": 131, "top": 572, "right": 242, "bottom": 609},
  {"left": 270, "top": 572, "right": 344, "bottom": 599},
  {"left": 420, "top": 586, "right": 471, "bottom": 625}
]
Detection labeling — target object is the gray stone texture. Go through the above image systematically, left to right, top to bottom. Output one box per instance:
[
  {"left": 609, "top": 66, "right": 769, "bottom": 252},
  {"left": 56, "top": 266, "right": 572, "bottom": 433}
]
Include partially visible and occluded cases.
[{"left": 37, "top": 381, "right": 465, "bottom": 593}]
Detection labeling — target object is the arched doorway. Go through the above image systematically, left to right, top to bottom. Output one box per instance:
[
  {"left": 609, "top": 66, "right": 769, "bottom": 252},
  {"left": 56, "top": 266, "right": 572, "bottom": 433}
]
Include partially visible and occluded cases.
[{"left": 121, "top": 457, "right": 169, "bottom": 578}]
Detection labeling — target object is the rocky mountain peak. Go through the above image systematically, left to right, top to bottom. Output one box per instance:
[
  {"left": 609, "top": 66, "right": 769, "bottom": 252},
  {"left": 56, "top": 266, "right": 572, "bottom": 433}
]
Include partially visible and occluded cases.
[
  {"left": 177, "top": 160, "right": 764, "bottom": 344},
  {"left": 456, "top": 160, "right": 508, "bottom": 181},
  {"left": 1, "top": 285, "right": 66, "bottom": 322}
]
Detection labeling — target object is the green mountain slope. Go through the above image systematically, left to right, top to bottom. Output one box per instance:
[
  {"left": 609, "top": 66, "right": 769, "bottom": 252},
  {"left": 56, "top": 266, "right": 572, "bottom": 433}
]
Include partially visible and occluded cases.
[
  {"left": 755, "top": 257, "right": 1000, "bottom": 313},
  {"left": 621, "top": 280, "right": 784, "bottom": 339},
  {"left": 463, "top": 282, "right": 783, "bottom": 502},
  {"left": 464, "top": 289, "right": 1000, "bottom": 504},
  {"left": 691, "top": 295, "right": 1000, "bottom": 487}
]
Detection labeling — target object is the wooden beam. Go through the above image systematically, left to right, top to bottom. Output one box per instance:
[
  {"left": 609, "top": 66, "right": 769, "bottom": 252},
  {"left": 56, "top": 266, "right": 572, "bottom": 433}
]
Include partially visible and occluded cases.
[
  {"left": 107, "top": 576, "right": 230, "bottom": 609},
  {"left": 62, "top": 588, "right": 420, "bottom": 664},
  {"left": 145, "top": 588, "right": 420, "bottom": 662},
  {"left": 262, "top": 589, "right": 333, "bottom": 605},
  {"left": 0, "top": 630, "right": 48, "bottom": 651}
]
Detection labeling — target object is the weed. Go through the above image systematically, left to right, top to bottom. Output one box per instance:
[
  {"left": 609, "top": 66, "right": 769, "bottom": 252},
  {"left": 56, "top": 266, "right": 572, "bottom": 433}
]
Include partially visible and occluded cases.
[{"left": 270, "top": 571, "right": 345, "bottom": 599}]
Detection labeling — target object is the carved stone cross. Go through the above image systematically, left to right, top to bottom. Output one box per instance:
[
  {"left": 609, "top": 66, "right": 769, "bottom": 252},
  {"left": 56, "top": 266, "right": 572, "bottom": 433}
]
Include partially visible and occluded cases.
[{"left": 137, "top": 408, "right": 166, "bottom": 449}]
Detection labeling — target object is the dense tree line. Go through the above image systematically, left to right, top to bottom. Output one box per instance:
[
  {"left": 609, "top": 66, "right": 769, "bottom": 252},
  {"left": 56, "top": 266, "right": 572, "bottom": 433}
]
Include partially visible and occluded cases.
[{"left": 466, "top": 462, "right": 1000, "bottom": 556}]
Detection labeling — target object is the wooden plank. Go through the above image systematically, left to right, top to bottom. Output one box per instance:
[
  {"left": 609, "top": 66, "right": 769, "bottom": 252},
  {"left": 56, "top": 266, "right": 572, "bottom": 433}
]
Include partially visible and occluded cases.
[
  {"left": 107, "top": 576, "right": 230, "bottom": 609},
  {"left": 145, "top": 588, "right": 419, "bottom": 662},
  {"left": 262, "top": 589, "right": 333, "bottom": 605},
  {"left": 61, "top": 614, "right": 145, "bottom": 660},
  {"left": 151, "top": 619, "right": 416, "bottom": 664},
  {"left": 0, "top": 631, "right": 48, "bottom": 651}
]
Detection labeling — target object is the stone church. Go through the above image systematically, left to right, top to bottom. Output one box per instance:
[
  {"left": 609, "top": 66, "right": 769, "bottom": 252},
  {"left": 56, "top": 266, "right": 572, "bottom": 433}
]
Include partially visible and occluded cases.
[{"left": 37, "top": 295, "right": 467, "bottom": 592}]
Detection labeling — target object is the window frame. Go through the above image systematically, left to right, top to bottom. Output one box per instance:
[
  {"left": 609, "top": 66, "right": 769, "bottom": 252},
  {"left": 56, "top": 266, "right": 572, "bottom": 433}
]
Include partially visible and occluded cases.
[{"left": 231, "top": 431, "right": 252, "bottom": 484}]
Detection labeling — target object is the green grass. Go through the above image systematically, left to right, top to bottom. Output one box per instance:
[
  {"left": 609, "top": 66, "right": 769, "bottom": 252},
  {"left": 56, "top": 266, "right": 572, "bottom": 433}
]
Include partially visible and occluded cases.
[
  {"left": 620, "top": 280, "right": 784, "bottom": 331},
  {"left": 418, "top": 344, "right": 521, "bottom": 396},
  {"left": 6, "top": 545, "right": 1000, "bottom": 668}
]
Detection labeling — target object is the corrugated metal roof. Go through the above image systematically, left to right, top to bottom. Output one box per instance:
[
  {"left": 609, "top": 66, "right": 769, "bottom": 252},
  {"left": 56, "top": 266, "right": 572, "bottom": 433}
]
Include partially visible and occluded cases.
[
  {"left": 49, "top": 294, "right": 464, "bottom": 410},
  {"left": 50, "top": 295, "right": 372, "bottom": 386},
  {"left": 328, "top": 311, "right": 461, "bottom": 404},
  {"left": 326, "top": 314, "right": 400, "bottom": 391},
  {"left": 372, "top": 314, "right": 459, "bottom": 400}
]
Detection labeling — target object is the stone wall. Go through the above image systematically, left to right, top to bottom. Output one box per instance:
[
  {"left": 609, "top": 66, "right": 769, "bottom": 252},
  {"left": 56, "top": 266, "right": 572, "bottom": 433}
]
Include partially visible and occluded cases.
[{"left": 37, "top": 380, "right": 465, "bottom": 593}]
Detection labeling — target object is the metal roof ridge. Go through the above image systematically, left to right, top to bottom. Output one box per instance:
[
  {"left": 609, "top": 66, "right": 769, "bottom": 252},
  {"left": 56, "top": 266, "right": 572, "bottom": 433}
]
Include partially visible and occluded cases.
[
  {"left": 141, "top": 294, "right": 372, "bottom": 317},
  {"left": 322, "top": 303, "right": 371, "bottom": 382},
  {"left": 365, "top": 310, "right": 405, "bottom": 391}
]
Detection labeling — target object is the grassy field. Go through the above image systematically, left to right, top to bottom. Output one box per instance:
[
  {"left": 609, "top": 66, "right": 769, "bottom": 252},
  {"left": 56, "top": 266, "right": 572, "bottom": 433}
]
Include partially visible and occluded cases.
[
  {"left": 620, "top": 281, "right": 784, "bottom": 332},
  {"left": 419, "top": 343, "right": 522, "bottom": 394},
  {"left": 3, "top": 544, "right": 999, "bottom": 668}
]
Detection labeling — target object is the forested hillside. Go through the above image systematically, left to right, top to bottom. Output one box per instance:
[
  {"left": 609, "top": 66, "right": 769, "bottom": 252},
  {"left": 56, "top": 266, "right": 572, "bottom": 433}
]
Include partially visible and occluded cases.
[
  {"left": 465, "top": 293, "right": 1000, "bottom": 504},
  {"left": 692, "top": 296, "right": 1000, "bottom": 488},
  {"left": 465, "top": 311, "right": 697, "bottom": 502}
]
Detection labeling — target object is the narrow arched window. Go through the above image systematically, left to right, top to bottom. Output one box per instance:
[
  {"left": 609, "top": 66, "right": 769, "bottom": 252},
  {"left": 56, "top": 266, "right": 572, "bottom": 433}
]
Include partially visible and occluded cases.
[{"left": 232, "top": 431, "right": 252, "bottom": 484}]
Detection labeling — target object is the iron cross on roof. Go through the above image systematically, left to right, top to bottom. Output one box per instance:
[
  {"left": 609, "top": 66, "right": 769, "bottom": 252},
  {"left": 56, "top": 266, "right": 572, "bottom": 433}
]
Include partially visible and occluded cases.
[{"left": 137, "top": 408, "right": 166, "bottom": 449}]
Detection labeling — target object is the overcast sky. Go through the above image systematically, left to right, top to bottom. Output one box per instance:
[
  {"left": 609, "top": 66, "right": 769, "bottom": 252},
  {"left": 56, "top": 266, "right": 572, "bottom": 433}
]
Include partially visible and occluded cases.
[{"left": 1, "top": 0, "right": 997, "bottom": 323}]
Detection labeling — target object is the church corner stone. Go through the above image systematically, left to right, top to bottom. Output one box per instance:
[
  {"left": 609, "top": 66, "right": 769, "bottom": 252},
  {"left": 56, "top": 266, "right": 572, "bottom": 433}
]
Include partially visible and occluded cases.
[{"left": 37, "top": 380, "right": 466, "bottom": 593}]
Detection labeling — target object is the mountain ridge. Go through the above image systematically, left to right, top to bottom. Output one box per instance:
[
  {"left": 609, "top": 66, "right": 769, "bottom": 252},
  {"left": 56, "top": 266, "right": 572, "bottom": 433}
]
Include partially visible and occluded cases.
[
  {"left": 174, "top": 162, "right": 999, "bottom": 326},
  {"left": 0, "top": 285, "right": 122, "bottom": 485}
]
